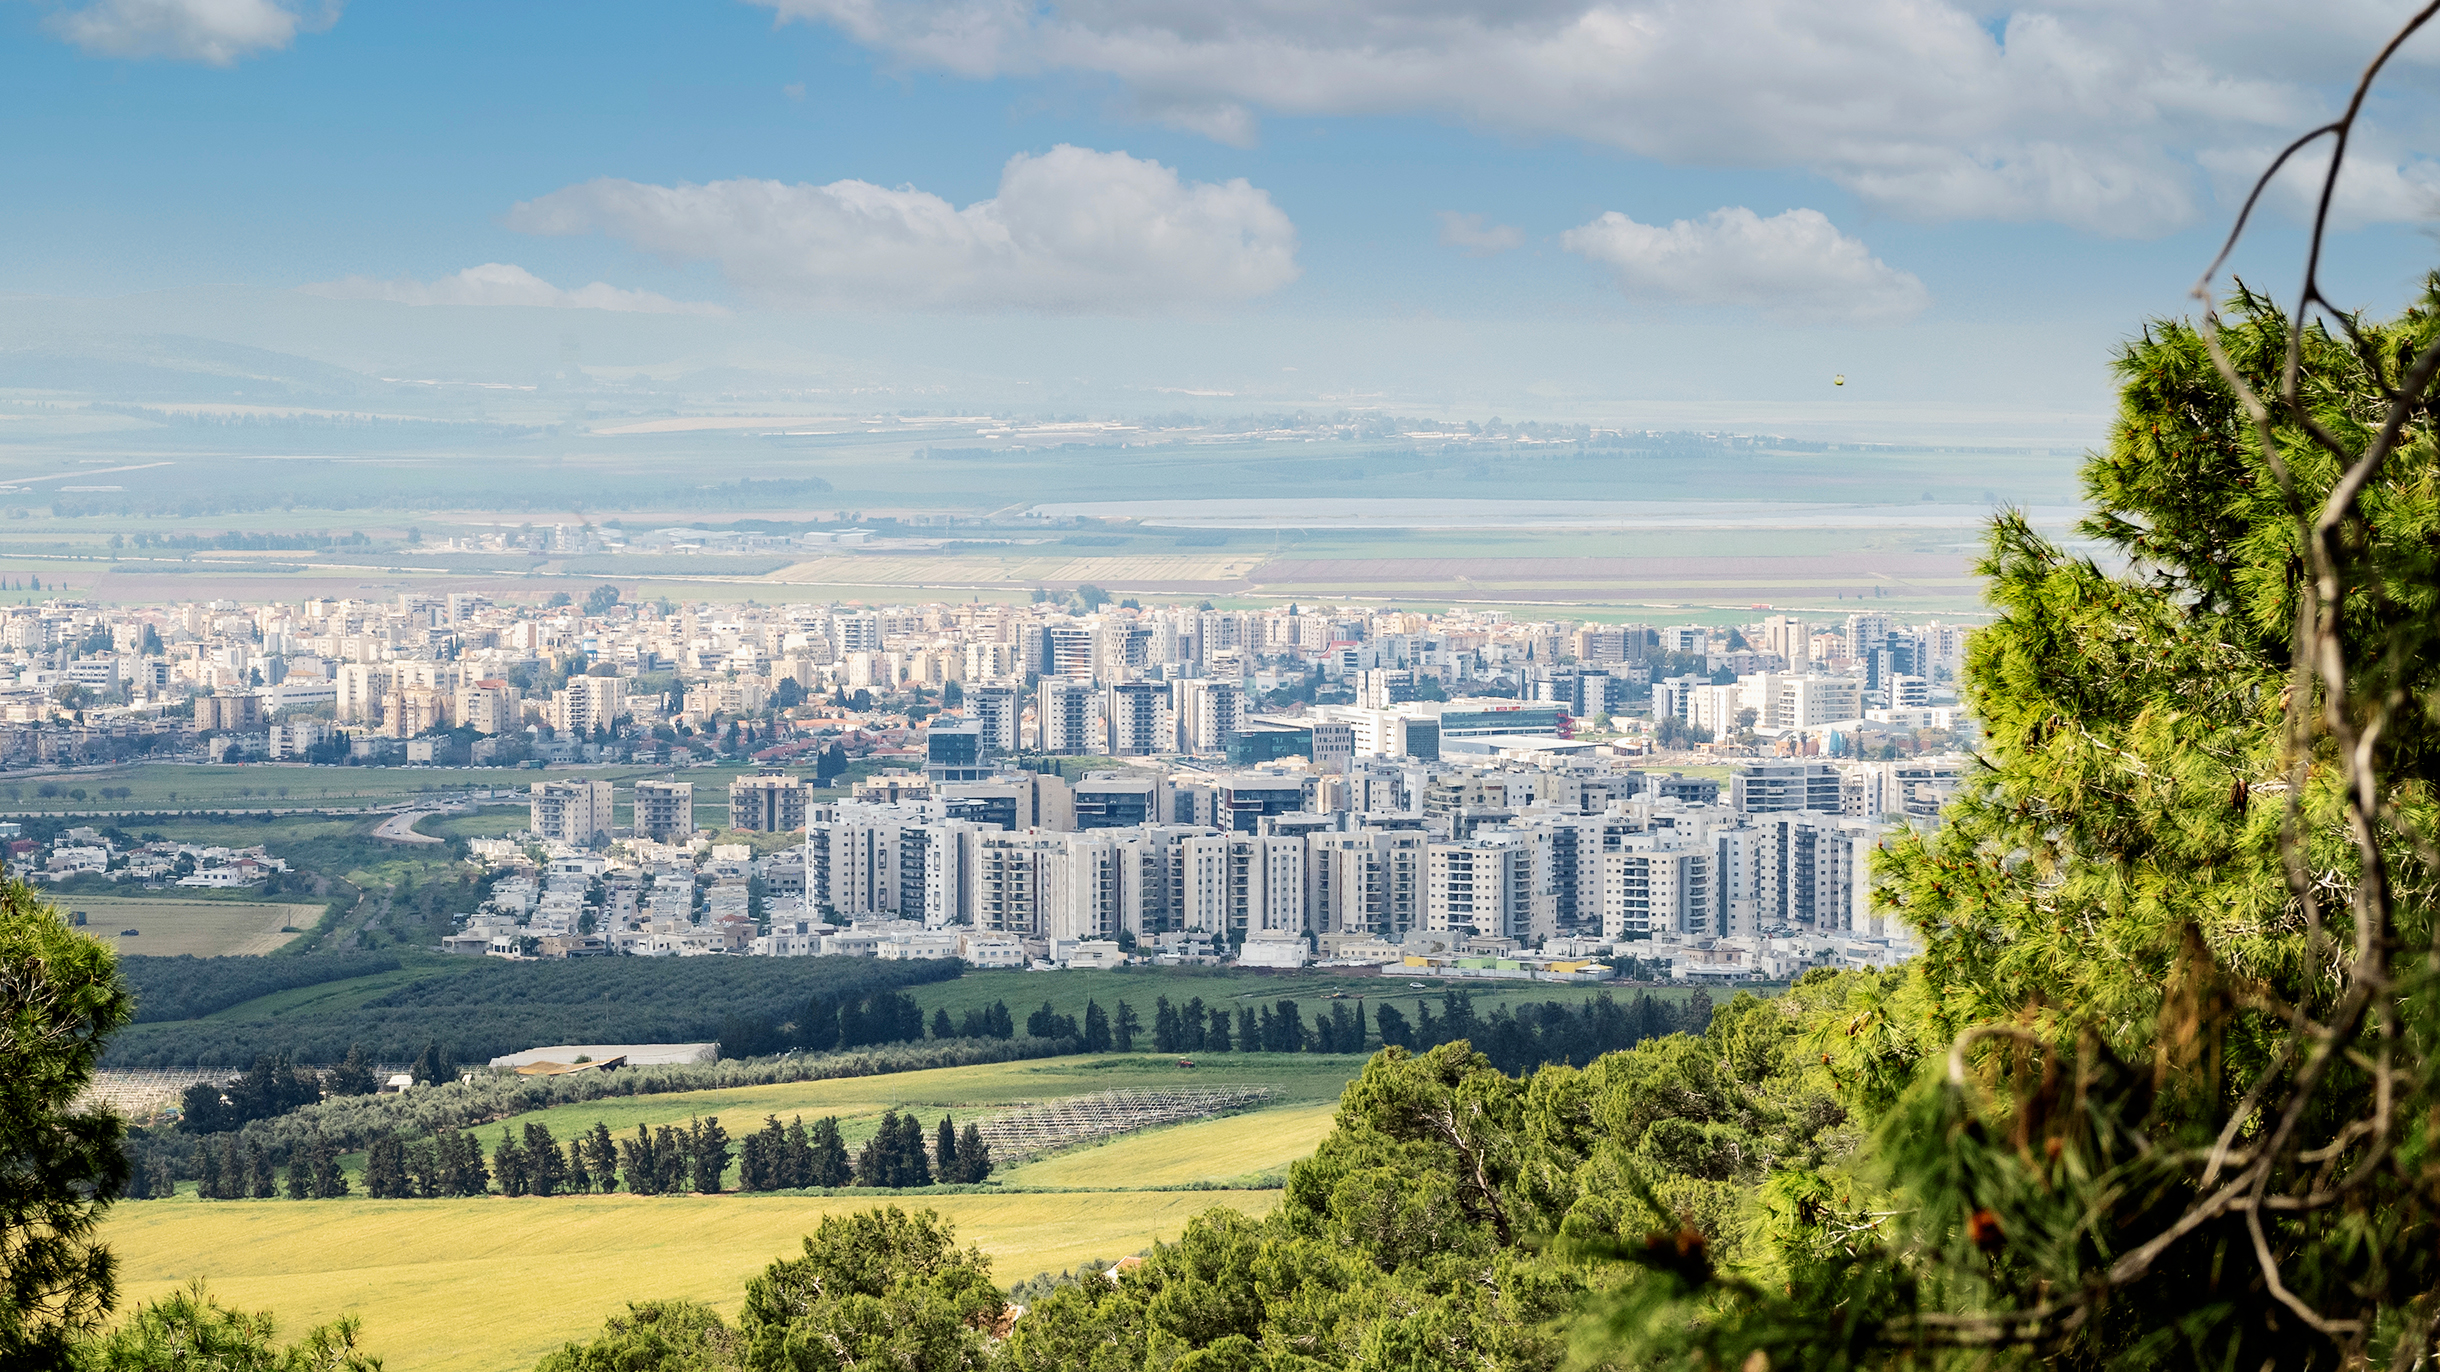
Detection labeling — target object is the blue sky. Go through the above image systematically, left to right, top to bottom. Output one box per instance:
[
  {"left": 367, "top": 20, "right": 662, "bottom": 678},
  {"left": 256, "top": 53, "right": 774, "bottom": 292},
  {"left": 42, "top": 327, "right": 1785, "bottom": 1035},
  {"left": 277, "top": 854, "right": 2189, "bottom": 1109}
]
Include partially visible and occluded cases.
[{"left": 8, "top": 0, "right": 2440, "bottom": 440}]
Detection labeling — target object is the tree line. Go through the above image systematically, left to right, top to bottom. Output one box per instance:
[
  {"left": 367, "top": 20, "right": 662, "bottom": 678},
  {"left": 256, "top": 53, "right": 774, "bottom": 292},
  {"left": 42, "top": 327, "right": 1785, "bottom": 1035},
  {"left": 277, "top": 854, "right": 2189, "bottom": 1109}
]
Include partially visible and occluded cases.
[
  {"left": 107, "top": 953, "right": 965, "bottom": 1067},
  {"left": 154, "top": 1110, "right": 1003, "bottom": 1203}
]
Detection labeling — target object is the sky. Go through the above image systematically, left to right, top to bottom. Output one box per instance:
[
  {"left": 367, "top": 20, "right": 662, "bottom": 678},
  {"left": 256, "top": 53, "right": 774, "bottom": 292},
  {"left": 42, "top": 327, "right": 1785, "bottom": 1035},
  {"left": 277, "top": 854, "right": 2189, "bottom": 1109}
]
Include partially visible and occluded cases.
[{"left": 8, "top": 0, "right": 2440, "bottom": 444}]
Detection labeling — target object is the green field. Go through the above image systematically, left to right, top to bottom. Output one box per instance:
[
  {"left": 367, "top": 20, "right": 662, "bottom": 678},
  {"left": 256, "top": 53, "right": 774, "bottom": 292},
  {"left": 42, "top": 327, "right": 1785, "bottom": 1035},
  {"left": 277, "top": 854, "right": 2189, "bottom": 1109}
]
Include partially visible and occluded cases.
[
  {"left": 0, "top": 762, "right": 761, "bottom": 817},
  {"left": 67, "top": 896, "right": 324, "bottom": 957},
  {"left": 471, "top": 1053, "right": 1366, "bottom": 1168},
  {"left": 997, "top": 1103, "right": 1341, "bottom": 1189},
  {"left": 104, "top": 1189, "right": 1278, "bottom": 1372}
]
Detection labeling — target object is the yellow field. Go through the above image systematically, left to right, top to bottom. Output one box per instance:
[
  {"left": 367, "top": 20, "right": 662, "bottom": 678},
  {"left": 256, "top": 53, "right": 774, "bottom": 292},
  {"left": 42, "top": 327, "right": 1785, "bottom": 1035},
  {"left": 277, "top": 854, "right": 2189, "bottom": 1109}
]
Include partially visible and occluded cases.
[
  {"left": 68, "top": 897, "right": 322, "bottom": 957},
  {"left": 997, "top": 1103, "right": 1340, "bottom": 1188},
  {"left": 104, "top": 1190, "right": 1277, "bottom": 1372}
]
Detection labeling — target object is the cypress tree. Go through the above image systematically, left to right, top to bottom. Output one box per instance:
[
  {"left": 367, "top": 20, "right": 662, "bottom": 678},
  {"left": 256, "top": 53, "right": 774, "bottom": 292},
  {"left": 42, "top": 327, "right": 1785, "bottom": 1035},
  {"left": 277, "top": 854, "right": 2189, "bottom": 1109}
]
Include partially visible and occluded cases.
[
  {"left": 1153, "top": 997, "right": 1180, "bottom": 1053},
  {"left": 1181, "top": 998, "right": 1207, "bottom": 1051},
  {"left": 1083, "top": 1000, "right": 1111, "bottom": 1052},
  {"left": 1114, "top": 1000, "right": 1140, "bottom": 1051},
  {"left": 987, "top": 1001, "right": 1013, "bottom": 1039},
  {"left": 1237, "top": 1006, "right": 1258, "bottom": 1051},
  {"left": 1207, "top": 1007, "right": 1233, "bottom": 1052},
  {"left": 931, "top": 1008, "right": 956, "bottom": 1040},
  {"left": 936, "top": 1115, "right": 960, "bottom": 1182},
  {"left": 783, "top": 1116, "right": 814, "bottom": 1189},
  {"left": 808, "top": 1116, "right": 849, "bottom": 1188},
  {"left": 690, "top": 1117, "right": 730, "bottom": 1195},
  {"left": 524, "top": 1123, "right": 563, "bottom": 1197},
  {"left": 583, "top": 1123, "right": 618, "bottom": 1193},
  {"left": 653, "top": 1125, "right": 687, "bottom": 1194},
  {"left": 619, "top": 1126, "right": 655, "bottom": 1196},
  {"left": 493, "top": 1129, "right": 528, "bottom": 1196},
  {"left": 364, "top": 1136, "right": 406, "bottom": 1199},
  {"left": 218, "top": 1137, "right": 244, "bottom": 1199},
  {"left": 310, "top": 1137, "right": 347, "bottom": 1198},
  {"left": 565, "top": 1138, "right": 589, "bottom": 1195},
  {"left": 196, "top": 1139, "right": 222, "bottom": 1199},
  {"left": 249, "top": 1143, "right": 275, "bottom": 1199},
  {"left": 284, "top": 1149, "right": 310, "bottom": 1200}
]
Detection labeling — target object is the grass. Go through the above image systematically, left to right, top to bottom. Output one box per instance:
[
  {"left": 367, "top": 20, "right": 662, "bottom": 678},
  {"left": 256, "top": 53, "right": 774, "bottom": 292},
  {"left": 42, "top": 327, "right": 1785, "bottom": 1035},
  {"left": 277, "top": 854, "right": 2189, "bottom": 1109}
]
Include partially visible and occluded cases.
[
  {"left": 0, "top": 762, "right": 762, "bottom": 817},
  {"left": 64, "top": 897, "right": 324, "bottom": 957},
  {"left": 200, "top": 967, "right": 438, "bottom": 1022},
  {"left": 472, "top": 1053, "right": 1371, "bottom": 1157},
  {"left": 995, "top": 1102, "right": 1340, "bottom": 1189},
  {"left": 102, "top": 1189, "right": 1278, "bottom": 1372}
]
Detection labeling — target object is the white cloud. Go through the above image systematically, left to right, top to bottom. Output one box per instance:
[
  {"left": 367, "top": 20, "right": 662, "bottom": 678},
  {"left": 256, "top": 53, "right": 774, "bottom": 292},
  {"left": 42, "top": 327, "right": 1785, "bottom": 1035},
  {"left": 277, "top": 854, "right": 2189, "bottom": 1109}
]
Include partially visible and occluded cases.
[
  {"left": 43, "top": 0, "right": 334, "bottom": 65},
  {"left": 762, "top": 0, "right": 2438, "bottom": 236},
  {"left": 505, "top": 145, "right": 1299, "bottom": 312},
  {"left": 1561, "top": 207, "right": 1930, "bottom": 325},
  {"left": 1437, "top": 212, "right": 1523, "bottom": 256},
  {"left": 298, "top": 264, "right": 725, "bottom": 316}
]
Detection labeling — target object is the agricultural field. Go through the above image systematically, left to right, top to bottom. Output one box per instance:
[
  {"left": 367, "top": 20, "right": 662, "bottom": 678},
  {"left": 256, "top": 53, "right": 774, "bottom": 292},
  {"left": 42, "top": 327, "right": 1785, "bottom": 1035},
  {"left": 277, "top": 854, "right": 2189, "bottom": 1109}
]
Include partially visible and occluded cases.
[
  {"left": 67, "top": 896, "right": 322, "bottom": 957},
  {"left": 469, "top": 1053, "right": 1366, "bottom": 1166},
  {"left": 995, "top": 1102, "right": 1341, "bottom": 1189},
  {"left": 103, "top": 1188, "right": 1277, "bottom": 1372}
]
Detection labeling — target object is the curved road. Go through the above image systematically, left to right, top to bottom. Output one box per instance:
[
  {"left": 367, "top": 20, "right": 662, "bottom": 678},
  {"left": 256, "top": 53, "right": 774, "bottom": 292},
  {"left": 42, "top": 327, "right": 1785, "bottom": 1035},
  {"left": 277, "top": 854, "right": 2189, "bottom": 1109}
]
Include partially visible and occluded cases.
[{"left": 371, "top": 810, "right": 445, "bottom": 845}]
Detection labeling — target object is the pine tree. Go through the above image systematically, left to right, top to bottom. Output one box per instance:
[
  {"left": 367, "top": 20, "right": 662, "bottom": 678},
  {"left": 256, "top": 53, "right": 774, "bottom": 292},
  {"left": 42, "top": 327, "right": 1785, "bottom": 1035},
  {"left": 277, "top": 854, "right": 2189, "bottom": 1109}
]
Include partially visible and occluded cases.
[
  {"left": 1082, "top": 1000, "right": 1111, "bottom": 1052},
  {"left": 986, "top": 1001, "right": 1013, "bottom": 1039},
  {"left": 931, "top": 1008, "right": 955, "bottom": 1040},
  {"left": 853, "top": 1112, "right": 896, "bottom": 1187},
  {"left": 897, "top": 1113, "right": 932, "bottom": 1188},
  {"left": 935, "top": 1115, "right": 961, "bottom": 1182},
  {"left": 808, "top": 1116, "right": 849, "bottom": 1188},
  {"left": 956, "top": 1124, "right": 990, "bottom": 1184}
]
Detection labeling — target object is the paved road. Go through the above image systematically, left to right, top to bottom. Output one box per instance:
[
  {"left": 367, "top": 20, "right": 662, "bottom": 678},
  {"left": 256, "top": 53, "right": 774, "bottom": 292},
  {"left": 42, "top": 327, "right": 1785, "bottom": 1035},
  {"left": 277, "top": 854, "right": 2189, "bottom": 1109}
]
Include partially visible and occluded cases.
[{"left": 371, "top": 810, "right": 445, "bottom": 845}]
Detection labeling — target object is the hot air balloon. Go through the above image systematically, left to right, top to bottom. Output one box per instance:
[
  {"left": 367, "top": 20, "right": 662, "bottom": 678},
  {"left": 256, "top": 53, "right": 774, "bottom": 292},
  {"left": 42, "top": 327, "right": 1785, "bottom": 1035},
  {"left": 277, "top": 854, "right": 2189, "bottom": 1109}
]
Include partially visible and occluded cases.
[{"left": 1833, "top": 374, "right": 1846, "bottom": 386}]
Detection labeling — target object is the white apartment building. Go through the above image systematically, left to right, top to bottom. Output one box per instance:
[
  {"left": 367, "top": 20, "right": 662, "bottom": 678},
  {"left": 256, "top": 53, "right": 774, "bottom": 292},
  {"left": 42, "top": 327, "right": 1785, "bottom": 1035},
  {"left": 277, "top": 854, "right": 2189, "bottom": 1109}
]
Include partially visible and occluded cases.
[{"left": 531, "top": 780, "right": 615, "bottom": 846}]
